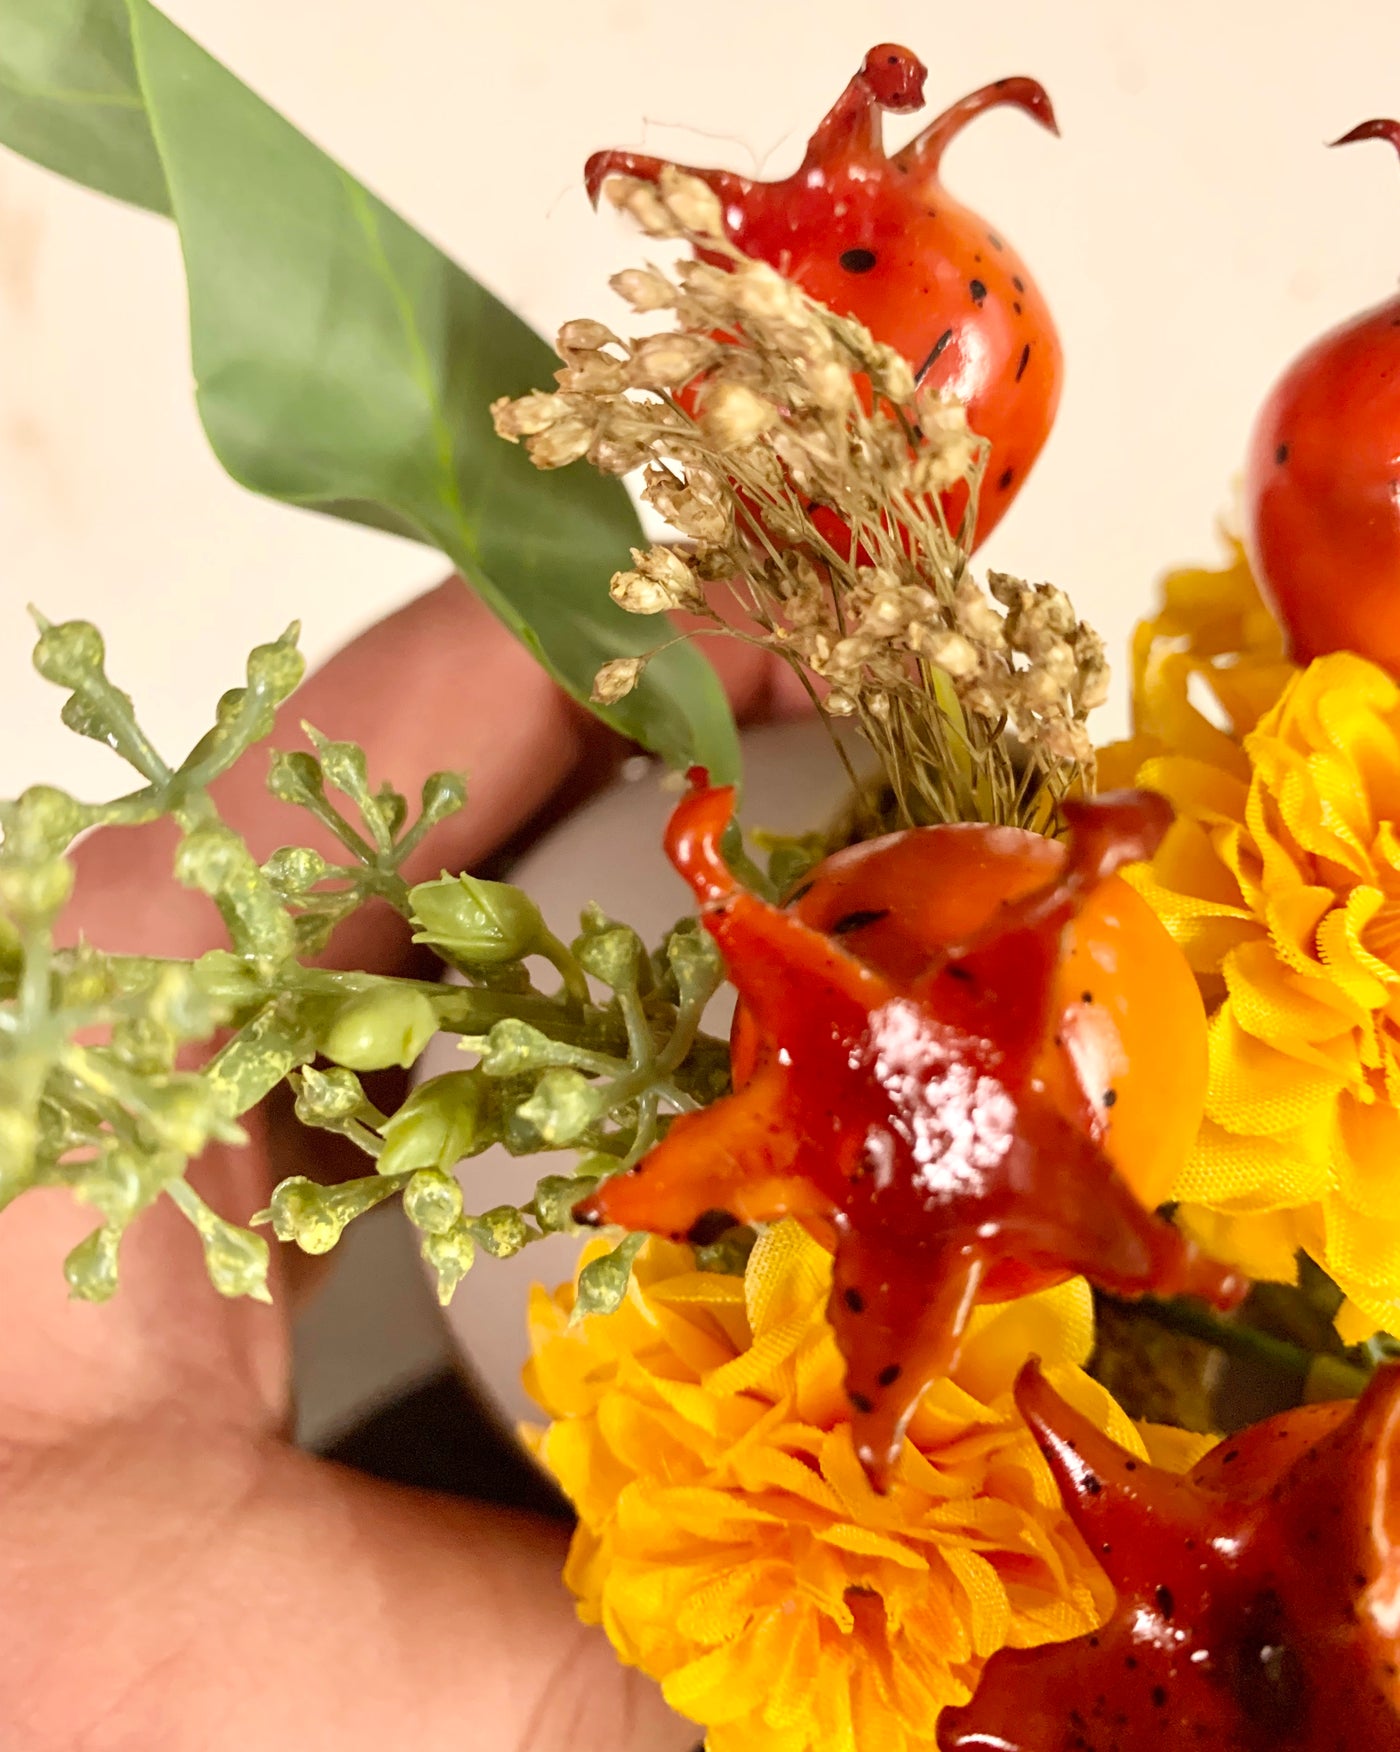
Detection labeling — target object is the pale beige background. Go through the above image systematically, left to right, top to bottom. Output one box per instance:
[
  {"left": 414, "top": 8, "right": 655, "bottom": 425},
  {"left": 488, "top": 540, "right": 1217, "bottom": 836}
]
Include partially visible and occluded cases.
[{"left": 5, "top": 0, "right": 1400, "bottom": 795}]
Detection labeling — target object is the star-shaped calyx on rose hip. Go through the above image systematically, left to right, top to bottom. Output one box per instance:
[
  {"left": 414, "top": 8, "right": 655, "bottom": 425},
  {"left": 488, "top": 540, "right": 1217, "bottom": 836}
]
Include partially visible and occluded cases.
[
  {"left": 574, "top": 772, "right": 1244, "bottom": 1490},
  {"left": 938, "top": 1360, "right": 1400, "bottom": 1751}
]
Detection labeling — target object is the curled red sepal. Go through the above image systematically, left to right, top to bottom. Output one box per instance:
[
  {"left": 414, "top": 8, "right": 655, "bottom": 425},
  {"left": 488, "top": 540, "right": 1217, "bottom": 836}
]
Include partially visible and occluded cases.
[
  {"left": 1330, "top": 118, "right": 1400, "bottom": 157},
  {"left": 576, "top": 773, "right": 1243, "bottom": 1490},
  {"left": 938, "top": 1361, "right": 1400, "bottom": 1751}
]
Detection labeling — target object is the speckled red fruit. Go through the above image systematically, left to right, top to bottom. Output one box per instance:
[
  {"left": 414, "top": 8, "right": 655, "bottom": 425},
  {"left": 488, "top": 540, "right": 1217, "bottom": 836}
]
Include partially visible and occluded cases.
[
  {"left": 586, "top": 43, "right": 1062, "bottom": 548},
  {"left": 1245, "top": 120, "right": 1400, "bottom": 674},
  {"left": 575, "top": 774, "right": 1242, "bottom": 1490},
  {"left": 939, "top": 1361, "right": 1400, "bottom": 1752}
]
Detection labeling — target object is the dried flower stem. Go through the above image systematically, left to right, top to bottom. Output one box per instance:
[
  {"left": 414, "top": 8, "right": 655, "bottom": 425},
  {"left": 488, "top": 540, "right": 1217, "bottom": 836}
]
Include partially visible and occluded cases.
[{"left": 493, "top": 165, "right": 1107, "bottom": 830}]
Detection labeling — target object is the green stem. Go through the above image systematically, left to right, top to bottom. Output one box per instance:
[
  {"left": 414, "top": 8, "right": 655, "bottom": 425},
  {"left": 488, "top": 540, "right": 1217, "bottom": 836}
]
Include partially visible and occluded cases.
[{"left": 1125, "top": 1295, "right": 1371, "bottom": 1398}]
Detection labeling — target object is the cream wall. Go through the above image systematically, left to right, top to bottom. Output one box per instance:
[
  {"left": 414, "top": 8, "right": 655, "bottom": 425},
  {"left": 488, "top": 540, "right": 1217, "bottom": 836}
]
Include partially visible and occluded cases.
[{"left": 4, "top": 0, "right": 1400, "bottom": 798}]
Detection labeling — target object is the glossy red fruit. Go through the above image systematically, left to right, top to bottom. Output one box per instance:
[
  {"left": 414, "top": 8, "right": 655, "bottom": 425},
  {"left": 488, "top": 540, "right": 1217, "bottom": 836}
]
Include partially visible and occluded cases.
[
  {"left": 586, "top": 43, "right": 1062, "bottom": 549},
  {"left": 1245, "top": 120, "right": 1400, "bottom": 674},
  {"left": 575, "top": 773, "right": 1244, "bottom": 1491},
  {"left": 729, "top": 820, "right": 1211, "bottom": 1219},
  {"left": 938, "top": 1361, "right": 1400, "bottom": 1752}
]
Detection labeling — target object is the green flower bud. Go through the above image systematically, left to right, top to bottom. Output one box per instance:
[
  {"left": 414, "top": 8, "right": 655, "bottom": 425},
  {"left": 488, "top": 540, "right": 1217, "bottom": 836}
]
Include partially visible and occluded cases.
[
  {"left": 33, "top": 619, "right": 104, "bottom": 688},
  {"left": 246, "top": 631, "right": 305, "bottom": 703},
  {"left": 306, "top": 729, "right": 371, "bottom": 804},
  {"left": 267, "top": 750, "right": 325, "bottom": 810},
  {"left": 419, "top": 771, "right": 467, "bottom": 828},
  {"left": 374, "top": 783, "right": 408, "bottom": 841},
  {"left": 2, "top": 786, "right": 88, "bottom": 858},
  {"left": 173, "top": 826, "right": 244, "bottom": 895},
  {"left": 263, "top": 845, "right": 329, "bottom": 894},
  {"left": 0, "top": 855, "right": 74, "bottom": 925},
  {"left": 409, "top": 873, "right": 545, "bottom": 964},
  {"left": 0, "top": 913, "right": 20, "bottom": 987},
  {"left": 667, "top": 922, "right": 723, "bottom": 1009},
  {"left": 574, "top": 923, "right": 644, "bottom": 992},
  {"left": 322, "top": 986, "right": 438, "bottom": 1072},
  {"left": 477, "top": 1017, "right": 564, "bottom": 1077},
  {"left": 294, "top": 1065, "right": 367, "bottom": 1126},
  {"left": 515, "top": 1068, "right": 603, "bottom": 1145},
  {"left": 378, "top": 1071, "right": 485, "bottom": 1177},
  {"left": 142, "top": 1080, "right": 224, "bottom": 1156},
  {"left": 0, "top": 1105, "right": 37, "bottom": 1194},
  {"left": 403, "top": 1168, "right": 463, "bottom": 1236},
  {"left": 532, "top": 1172, "right": 602, "bottom": 1233},
  {"left": 267, "top": 1176, "right": 344, "bottom": 1254},
  {"left": 472, "top": 1203, "right": 532, "bottom": 1258},
  {"left": 189, "top": 1205, "right": 271, "bottom": 1303},
  {"left": 421, "top": 1222, "right": 476, "bottom": 1304},
  {"left": 64, "top": 1223, "right": 122, "bottom": 1302},
  {"left": 572, "top": 1231, "right": 647, "bottom": 1323}
]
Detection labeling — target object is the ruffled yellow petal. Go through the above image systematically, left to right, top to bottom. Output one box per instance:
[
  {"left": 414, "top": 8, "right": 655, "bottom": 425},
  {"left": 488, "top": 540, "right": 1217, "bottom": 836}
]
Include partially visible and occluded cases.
[
  {"left": 1110, "top": 549, "right": 1400, "bottom": 1315},
  {"left": 524, "top": 1224, "right": 1132, "bottom": 1752}
]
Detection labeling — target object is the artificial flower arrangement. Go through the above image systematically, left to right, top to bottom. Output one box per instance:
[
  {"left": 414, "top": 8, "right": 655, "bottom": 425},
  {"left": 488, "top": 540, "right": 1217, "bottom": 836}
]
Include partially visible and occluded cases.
[{"left": 6, "top": 9, "right": 1400, "bottom": 1749}]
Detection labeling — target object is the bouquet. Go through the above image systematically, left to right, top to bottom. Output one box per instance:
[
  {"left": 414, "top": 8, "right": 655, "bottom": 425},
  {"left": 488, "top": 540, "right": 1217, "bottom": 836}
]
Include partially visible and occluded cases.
[{"left": 5, "top": 11, "right": 1400, "bottom": 1749}]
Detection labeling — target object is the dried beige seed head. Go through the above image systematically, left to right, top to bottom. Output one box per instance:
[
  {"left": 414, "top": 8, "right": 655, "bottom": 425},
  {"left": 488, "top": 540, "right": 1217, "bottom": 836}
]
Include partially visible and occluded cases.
[
  {"left": 658, "top": 166, "right": 726, "bottom": 239},
  {"left": 604, "top": 177, "right": 683, "bottom": 239},
  {"left": 728, "top": 260, "right": 804, "bottom": 323},
  {"left": 609, "top": 267, "right": 677, "bottom": 313},
  {"left": 557, "top": 318, "right": 619, "bottom": 356},
  {"left": 628, "top": 333, "right": 716, "bottom": 391},
  {"left": 555, "top": 354, "right": 627, "bottom": 395},
  {"left": 802, "top": 357, "right": 855, "bottom": 409},
  {"left": 701, "top": 381, "right": 777, "bottom": 449},
  {"left": 491, "top": 391, "right": 569, "bottom": 441},
  {"left": 527, "top": 416, "right": 596, "bottom": 469},
  {"left": 587, "top": 433, "right": 652, "bottom": 476},
  {"left": 641, "top": 466, "right": 729, "bottom": 543},
  {"left": 609, "top": 544, "right": 702, "bottom": 615},
  {"left": 953, "top": 577, "right": 1006, "bottom": 649},
  {"left": 863, "top": 588, "right": 912, "bottom": 636},
  {"left": 910, "top": 626, "right": 981, "bottom": 680},
  {"left": 592, "top": 656, "right": 647, "bottom": 705},
  {"left": 823, "top": 690, "right": 858, "bottom": 718},
  {"left": 1039, "top": 720, "right": 1095, "bottom": 764}
]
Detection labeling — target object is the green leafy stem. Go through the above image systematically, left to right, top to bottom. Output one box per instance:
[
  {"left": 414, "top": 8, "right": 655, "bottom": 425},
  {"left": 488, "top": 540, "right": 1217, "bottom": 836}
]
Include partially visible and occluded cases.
[{"left": 0, "top": 617, "right": 729, "bottom": 1316}]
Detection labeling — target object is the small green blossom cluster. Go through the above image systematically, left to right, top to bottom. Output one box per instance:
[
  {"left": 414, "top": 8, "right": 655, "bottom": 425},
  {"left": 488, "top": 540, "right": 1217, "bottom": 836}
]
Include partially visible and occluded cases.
[{"left": 0, "top": 616, "right": 729, "bottom": 1313}]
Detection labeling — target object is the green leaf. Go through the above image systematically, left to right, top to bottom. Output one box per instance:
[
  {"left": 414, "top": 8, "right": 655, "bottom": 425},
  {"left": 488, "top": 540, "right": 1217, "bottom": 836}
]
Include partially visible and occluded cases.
[
  {"left": 0, "top": 0, "right": 741, "bottom": 781},
  {"left": 0, "top": 0, "right": 168, "bottom": 213}
]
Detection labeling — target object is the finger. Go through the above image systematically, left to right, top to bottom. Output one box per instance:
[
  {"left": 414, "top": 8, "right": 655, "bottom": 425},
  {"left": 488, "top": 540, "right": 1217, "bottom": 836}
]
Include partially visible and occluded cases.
[{"left": 2, "top": 1425, "right": 700, "bottom": 1752}]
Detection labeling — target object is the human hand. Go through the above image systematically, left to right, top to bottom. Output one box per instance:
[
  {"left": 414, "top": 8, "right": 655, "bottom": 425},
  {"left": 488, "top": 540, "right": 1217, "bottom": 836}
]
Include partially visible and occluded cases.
[{"left": 0, "top": 580, "right": 802, "bottom": 1752}]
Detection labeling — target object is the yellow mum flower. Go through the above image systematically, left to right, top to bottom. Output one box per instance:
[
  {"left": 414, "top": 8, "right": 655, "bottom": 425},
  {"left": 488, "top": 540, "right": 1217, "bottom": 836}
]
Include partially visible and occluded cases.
[
  {"left": 1098, "top": 534, "right": 1294, "bottom": 792},
  {"left": 1106, "top": 541, "right": 1400, "bottom": 1332},
  {"left": 524, "top": 1223, "right": 1170, "bottom": 1752}
]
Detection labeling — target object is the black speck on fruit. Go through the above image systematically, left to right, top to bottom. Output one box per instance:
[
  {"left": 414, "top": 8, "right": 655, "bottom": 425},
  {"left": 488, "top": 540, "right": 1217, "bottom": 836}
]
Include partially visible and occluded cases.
[{"left": 839, "top": 247, "right": 877, "bottom": 274}]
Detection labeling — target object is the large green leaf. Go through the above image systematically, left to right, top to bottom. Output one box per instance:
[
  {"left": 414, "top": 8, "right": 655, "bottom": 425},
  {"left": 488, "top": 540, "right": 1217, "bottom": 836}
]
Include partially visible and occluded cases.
[
  {"left": 0, "top": 0, "right": 740, "bottom": 781},
  {"left": 0, "top": 1, "right": 165, "bottom": 212}
]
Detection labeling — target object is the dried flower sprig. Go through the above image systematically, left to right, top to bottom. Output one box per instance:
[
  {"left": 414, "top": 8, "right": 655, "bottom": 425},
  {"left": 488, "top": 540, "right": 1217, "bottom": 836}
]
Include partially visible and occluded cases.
[{"left": 493, "top": 166, "right": 1107, "bottom": 829}]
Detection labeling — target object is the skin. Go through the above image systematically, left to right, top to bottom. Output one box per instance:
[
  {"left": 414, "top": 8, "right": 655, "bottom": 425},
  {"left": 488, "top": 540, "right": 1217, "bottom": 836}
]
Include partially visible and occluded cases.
[{"left": 0, "top": 578, "right": 805, "bottom": 1752}]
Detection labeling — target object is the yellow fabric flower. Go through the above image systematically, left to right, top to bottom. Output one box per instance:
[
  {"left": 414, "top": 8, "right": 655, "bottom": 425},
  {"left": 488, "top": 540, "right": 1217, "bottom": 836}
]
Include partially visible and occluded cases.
[
  {"left": 1097, "top": 534, "right": 1294, "bottom": 794},
  {"left": 1105, "top": 542, "right": 1400, "bottom": 1331},
  {"left": 524, "top": 1223, "right": 1167, "bottom": 1752}
]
